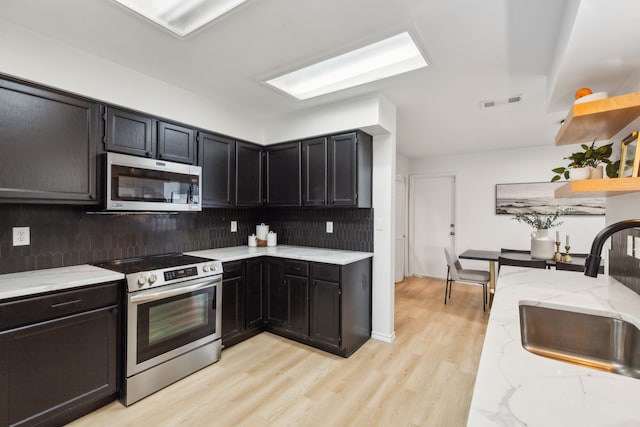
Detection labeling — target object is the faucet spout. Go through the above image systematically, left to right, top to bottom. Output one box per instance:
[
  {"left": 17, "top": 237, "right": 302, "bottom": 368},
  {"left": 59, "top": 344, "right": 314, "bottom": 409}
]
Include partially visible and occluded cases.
[{"left": 585, "top": 219, "right": 640, "bottom": 277}]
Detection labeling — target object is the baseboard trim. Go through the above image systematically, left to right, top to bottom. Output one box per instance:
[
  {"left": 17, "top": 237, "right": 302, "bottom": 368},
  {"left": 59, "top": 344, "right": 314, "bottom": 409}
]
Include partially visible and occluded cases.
[{"left": 371, "top": 330, "right": 396, "bottom": 343}]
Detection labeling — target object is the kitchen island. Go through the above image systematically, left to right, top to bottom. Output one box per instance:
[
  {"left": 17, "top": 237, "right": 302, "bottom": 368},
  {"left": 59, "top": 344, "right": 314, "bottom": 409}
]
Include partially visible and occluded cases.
[{"left": 467, "top": 266, "right": 640, "bottom": 426}]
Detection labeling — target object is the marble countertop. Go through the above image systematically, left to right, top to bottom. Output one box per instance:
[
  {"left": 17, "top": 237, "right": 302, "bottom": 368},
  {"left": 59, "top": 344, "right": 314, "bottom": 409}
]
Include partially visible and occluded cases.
[
  {"left": 186, "top": 245, "right": 373, "bottom": 265},
  {"left": 0, "top": 265, "right": 125, "bottom": 301},
  {"left": 467, "top": 267, "right": 640, "bottom": 426}
]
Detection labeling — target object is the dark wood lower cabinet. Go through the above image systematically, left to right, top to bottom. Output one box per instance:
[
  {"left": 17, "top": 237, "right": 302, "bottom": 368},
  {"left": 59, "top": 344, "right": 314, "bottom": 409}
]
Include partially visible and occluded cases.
[
  {"left": 220, "top": 256, "right": 371, "bottom": 357},
  {"left": 222, "top": 259, "right": 265, "bottom": 348},
  {"left": 0, "top": 282, "right": 119, "bottom": 427}
]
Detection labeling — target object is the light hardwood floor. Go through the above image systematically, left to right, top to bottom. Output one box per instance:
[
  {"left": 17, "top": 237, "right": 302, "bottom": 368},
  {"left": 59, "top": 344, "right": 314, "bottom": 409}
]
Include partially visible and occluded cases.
[{"left": 69, "top": 276, "right": 488, "bottom": 427}]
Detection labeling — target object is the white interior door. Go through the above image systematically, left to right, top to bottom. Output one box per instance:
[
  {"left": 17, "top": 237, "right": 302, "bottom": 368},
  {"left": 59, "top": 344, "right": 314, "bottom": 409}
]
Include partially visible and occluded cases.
[
  {"left": 409, "top": 174, "right": 456, "bottom": 279},
  {"left": 395, "top": 175, "right": 407, "bottom": 282}
]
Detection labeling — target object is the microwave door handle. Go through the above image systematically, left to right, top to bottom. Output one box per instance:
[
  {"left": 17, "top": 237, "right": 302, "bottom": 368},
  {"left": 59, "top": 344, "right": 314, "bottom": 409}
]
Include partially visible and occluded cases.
[{"left": 129, "top": 279, "right": 220, "bottom": 305}]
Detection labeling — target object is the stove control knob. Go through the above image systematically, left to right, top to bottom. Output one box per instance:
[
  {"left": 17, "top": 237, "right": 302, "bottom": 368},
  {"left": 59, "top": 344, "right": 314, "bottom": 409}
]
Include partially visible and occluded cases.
[
  {"left": 210, "top": 264, "right": 218, "bottom": 272},
  {"left": 203, "top": 265, "right": 210, "bottom": 272},
  {"left": 149, "top": 274, "right": 157, "bottom": 284},
  {"left": 137, "top": 276, "right": 147, "bottom": 286}
]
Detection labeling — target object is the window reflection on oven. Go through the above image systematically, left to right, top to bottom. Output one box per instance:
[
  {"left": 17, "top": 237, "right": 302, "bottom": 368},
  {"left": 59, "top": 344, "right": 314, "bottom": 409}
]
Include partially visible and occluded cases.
[{"left": 135, "top": 287, "right": 218, "bottom": 364}]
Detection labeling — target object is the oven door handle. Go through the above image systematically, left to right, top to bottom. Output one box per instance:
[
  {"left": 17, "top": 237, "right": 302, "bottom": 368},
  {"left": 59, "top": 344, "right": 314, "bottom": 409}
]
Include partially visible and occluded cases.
[{"left": 129, "top": 278, "right": 220, "bottom": 305}]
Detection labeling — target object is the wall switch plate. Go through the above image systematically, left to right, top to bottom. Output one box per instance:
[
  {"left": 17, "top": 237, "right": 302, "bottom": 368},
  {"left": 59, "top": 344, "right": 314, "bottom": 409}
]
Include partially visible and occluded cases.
[
  {"left": 230, "top": 221, "right": 237, "bottom": 233},
  {"left": 326, "top": 221, "right": 333, "bottom": 233},
  {"left": 13, "top": 227, "right": 30, "bottom": 246},
  {"left": 627, "top": 236, "right": 634, "bottom": 256},
  {"left": 635, "top": 237, "right": 640, "bottom": 259}
]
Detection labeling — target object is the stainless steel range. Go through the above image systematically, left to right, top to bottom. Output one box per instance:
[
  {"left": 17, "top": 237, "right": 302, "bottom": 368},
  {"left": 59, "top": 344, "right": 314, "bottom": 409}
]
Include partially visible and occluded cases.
[{"left": 96, "top": 253, "right": 222, "bottom": 406}]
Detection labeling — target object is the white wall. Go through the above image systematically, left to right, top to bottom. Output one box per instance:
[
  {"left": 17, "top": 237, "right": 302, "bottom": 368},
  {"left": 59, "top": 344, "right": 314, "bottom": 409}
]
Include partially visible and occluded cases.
[
  {"left": 0, "top": 18, "right": 263, "bottom": 143},
  {"left": 409, "top": 144, "right": 606, "bottom": 270},
  {"left": 396, "top": 153, "right": 410, "bottom": 176}
]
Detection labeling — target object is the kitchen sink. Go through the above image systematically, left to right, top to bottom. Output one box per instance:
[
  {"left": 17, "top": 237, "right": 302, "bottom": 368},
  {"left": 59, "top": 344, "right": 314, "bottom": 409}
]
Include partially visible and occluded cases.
[{"left": 519, "top": 302, "right": 640, "bottom": 379}]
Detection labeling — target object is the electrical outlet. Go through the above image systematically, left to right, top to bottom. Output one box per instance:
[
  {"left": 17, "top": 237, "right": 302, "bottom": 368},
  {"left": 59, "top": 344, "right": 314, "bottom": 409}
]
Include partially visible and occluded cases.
[
  {"left": 230, "top": 221, "right": 237, "bottom": 233},
  {"left": 326, "top": 221, "right": 333, "bottom": 233},
  {"left": 13, "top": 227, "right": 30, "bottom": 246},
  {"left": 628, "top": 236, "right": 634, "bottom": 256},
  {"left": 635, "top": 237, "right": 640, "bottom": 259}
]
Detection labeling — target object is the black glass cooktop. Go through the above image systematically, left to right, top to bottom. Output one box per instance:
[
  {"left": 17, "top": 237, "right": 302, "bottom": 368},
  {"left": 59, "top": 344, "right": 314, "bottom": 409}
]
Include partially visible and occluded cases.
[{"left": 95, "top": 253, "right": 211, "bottom": 274}]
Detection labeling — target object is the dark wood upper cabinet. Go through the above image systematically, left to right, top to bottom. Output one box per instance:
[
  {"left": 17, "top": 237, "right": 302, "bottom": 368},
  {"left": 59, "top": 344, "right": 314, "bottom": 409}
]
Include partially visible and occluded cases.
[
  {"left": 0, "top": 78, "right": 99, "bottom": 204},
  {"left": 105, "top": 107, "right": 156, "bottom": 158},
  {"left": 106, "top": 107, "right": 195, "bottom": 165},
  {"left": 157, "top": 121, "right": 196, "bottom": 164},
  {"left": 328, "top": 131, "right": 372, "bottom": 208},
  {"left": 198, "top": 132, "right": 235, "bottom": 207},
  {"left": 302, "top": 137, "right": 328, "bottom": 206},
  {"left": 236, "top": 141, "right": 264, "bottom": 206},
  {"left": 266, "top": 142, "right": 301, "bottom": 206}
]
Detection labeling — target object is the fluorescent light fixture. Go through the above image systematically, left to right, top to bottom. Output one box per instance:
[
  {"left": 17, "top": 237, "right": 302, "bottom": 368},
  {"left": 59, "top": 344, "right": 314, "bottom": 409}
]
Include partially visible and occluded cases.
[
  {"left": 113, "top": 0, "right": 246, "bottom": 37},
  {"left": 265, "top": 32, "right": 428, "bottom": 100}
]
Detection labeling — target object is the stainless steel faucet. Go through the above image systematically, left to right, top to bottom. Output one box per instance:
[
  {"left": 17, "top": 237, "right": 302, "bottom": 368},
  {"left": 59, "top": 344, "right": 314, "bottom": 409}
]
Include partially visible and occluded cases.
[{"left": 585, "top": 219, "right": 640, "bottom": 277}]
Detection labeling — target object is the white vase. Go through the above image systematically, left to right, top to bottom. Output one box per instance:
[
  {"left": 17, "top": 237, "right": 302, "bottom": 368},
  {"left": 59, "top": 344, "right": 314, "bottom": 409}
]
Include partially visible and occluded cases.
[
  {"left": 569, "top": 167, "right": 592, "bottom": 180},
  {"left": 530, "top": 229, "right": 554, "bottom": 259}
]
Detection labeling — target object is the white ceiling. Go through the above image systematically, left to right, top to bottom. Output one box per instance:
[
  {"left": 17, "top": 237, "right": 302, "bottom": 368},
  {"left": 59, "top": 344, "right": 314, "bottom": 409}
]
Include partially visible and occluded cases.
[{"left": 1, "top": 0, "right": 639, "bottom": 158}]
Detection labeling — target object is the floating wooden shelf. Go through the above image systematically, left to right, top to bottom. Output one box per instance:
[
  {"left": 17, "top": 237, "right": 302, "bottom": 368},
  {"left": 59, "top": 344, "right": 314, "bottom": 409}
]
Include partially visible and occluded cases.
[
  {"left": 555, "top": 92, "right": 640, "bottom": 146},
  {"left": 554, "top": 177, "right": 640, "bottom": 198}
]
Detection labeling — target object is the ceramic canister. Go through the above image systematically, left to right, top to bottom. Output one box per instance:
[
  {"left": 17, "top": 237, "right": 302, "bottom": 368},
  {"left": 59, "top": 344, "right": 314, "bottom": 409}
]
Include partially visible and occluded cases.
[
  {"left": 256, "top": 223, "right": 269, "bottom": 240},
  {"left": 267, "top": 231, "right": 277, "bottom": 247},
  {"left": 248, "top": 234, "right": 257, "bottom": 247}
]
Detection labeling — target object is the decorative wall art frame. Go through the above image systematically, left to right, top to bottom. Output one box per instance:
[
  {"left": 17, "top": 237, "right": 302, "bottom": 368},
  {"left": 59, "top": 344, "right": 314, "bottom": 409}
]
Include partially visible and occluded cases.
[
  {"left": 619, "top": 131, "right": 640, "bottom": 178},
  {"left": 495, "top": 182, "right": 605, "bottom": 216}
]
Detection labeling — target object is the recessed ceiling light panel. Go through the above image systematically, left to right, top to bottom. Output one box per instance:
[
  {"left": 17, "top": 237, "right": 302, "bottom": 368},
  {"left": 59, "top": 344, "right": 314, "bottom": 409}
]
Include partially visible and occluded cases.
[
  {"left": 113, "top": 0, "right": 246, "bottom": 37},
  {"left": 265, "top": 32, "right": 428, "bottom": 100}
]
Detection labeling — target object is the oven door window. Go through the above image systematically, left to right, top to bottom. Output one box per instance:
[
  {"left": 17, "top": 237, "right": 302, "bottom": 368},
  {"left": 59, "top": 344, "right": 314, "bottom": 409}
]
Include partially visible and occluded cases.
[
  {"left": 111, "top": 165, "right": 198, "bottom": 205},
  {"left": 136, "top": 285, "right": 217, "bottom": 364}
]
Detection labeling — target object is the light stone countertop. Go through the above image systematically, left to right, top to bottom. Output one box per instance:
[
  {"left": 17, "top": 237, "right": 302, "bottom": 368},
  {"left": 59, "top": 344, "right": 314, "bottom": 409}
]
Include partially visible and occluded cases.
[
  {"left": 186, "top": 244, "right": 373, "bottom": 265},
  {"left": 0, "top": 265, "right": 125, "bottom": 301},
  {"left": 467, "top": 266, "right": 640, "bottom": 426}
]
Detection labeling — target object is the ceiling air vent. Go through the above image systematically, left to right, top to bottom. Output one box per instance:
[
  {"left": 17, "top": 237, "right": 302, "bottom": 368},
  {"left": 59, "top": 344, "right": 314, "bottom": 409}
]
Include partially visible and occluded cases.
[
  {"left": 508, "top": 94, "right": 523, "bottom": 104},
  {"left": 480, "top": 100, "right": 496, "bottom": 109}
]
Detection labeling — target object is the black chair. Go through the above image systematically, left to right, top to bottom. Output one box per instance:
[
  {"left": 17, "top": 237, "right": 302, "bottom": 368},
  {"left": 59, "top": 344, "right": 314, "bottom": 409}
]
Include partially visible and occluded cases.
[
  {"left": 498, "top": 256, "right": 547, "bottom": 270},
  {"left": 556, "top": 261, "right": 604, "bottom": 274}
]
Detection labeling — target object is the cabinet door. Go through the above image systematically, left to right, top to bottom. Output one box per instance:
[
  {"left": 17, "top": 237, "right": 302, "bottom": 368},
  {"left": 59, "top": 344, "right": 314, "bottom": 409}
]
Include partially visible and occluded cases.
[
  {"left": 0, "top": 79, "right": 99, "bottom": 204},
  {"left": 105, "top": 107, "right": 156, "bottom": 158},
  {"left": 158, "top": 121, "right": 196, "bottom": 164},
  {"left": 198, "top": 132, "right": 235, "bottom": 207},
  {"left": 328, "top": 133, "right": 358, "bottom": 206},
  {"left": 302, "top": 137, "right": 328, "bottom": 206},
  {"left": 236, "top": 141, "right": 264, "bottom": 206},
  {"left": 266, "top": 142, "right": 301, "bottom": 206},
  {"left": 245, "top": 258, "right": 264, "bottom": 330},
  {"left": 265, "top": 259, "right": 287, "bottom": 328},
  {"left": 287, "top": 274, "right": 309, "bottom": 337},
  {"left": 222, "top": 276, "right": 245, "bottom": 343},
  {"left": 310, "top": 279, "right": 341, "bottom": 347},
  {"left": 0, "top": 307, "right": 117, "bottom": 427}
]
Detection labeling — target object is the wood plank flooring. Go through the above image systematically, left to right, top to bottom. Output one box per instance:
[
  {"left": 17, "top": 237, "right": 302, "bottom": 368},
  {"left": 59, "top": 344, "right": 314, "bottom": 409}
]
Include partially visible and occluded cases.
[{"left": 68, "top": 276, "right": 488, "bottom": 427}]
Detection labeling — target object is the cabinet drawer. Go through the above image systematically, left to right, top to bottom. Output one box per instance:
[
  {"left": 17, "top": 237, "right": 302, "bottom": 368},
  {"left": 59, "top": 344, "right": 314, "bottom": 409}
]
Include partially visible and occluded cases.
[
  {"left": 284, "top": 260, "right": 309, "bottom": 277},
  {"left": 223, "top": 261, "right": 242, "bottom": 279},
  {"left": 311, "top": 263, "right": 340, "bottom": 282},
  {"left": 0, "top": 282, "right": 119, "bottom": 331}
]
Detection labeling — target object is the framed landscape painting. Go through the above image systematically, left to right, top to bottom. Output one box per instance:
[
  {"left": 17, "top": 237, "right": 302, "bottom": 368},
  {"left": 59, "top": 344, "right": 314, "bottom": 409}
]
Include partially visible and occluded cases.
[{"left": 495, "top": 182, "right": 605, "bottom": 215}]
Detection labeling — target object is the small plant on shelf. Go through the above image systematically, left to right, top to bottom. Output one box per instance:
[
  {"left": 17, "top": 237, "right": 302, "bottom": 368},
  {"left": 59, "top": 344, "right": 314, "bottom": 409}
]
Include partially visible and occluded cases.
[
  {"left": 550, "top": 141, "right": 618, "bottom": 181},
  {"left": 512, "top": 208, "right": 570, "bottom": 230}
]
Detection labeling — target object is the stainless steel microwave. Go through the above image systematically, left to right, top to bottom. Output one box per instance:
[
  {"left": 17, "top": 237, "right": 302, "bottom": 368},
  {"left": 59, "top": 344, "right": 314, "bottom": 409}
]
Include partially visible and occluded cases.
[{"left": 106, "top": 152, "right": 201, "bottom": 212}]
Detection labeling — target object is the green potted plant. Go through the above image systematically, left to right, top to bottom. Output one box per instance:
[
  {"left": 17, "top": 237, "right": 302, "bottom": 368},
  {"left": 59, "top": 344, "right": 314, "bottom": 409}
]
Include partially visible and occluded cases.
[{"left": 550, "top": 141, "right": 619, "bottom": 181}]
